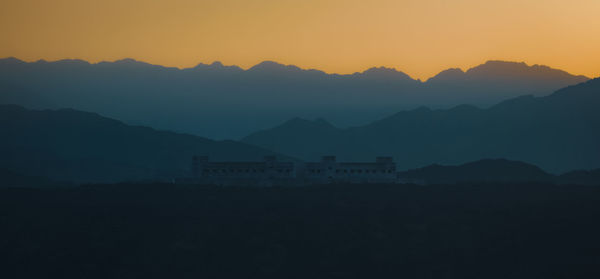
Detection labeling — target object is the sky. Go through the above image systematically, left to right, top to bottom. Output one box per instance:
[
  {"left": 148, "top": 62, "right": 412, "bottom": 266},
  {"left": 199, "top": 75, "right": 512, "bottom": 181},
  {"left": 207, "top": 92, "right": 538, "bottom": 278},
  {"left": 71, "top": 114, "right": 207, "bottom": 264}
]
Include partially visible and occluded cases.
[{"left": 1, "top": 0, "right": 599, "bottom": 80}]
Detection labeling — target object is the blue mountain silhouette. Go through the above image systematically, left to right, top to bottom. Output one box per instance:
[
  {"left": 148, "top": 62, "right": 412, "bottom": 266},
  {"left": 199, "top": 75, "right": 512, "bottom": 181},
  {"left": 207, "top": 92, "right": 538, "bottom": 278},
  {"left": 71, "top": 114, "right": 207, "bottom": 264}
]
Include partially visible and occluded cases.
[
  {"left": 0, "top": 58, "right": 588, "bottom": 139},
  {"left": 243, "top": 78, "right": 600, "bottom": 173},
  {"left": 0, "top": 105, "right": 282, "bottom": 183}
]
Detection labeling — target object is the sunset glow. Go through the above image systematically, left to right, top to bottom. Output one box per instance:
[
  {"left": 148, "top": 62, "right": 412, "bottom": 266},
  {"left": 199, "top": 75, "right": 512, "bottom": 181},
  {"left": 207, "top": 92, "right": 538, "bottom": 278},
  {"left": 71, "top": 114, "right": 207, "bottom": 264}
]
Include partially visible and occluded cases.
[{"left": 1, "top": 0, "right": 599, "bottom": 79}]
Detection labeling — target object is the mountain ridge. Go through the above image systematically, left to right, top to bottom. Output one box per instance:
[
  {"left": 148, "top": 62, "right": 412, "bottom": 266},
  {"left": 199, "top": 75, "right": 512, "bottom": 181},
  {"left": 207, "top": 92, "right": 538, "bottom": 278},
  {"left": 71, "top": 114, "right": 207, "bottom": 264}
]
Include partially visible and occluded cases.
[
  {"left": 0, "top": 57, "right": 590, "bottom": 139},
  {"left": 0, "top": 57, "right": 589, "bottom": 80},
  {"left": 243, "top": 78, "right": 600, "bottom": 173},
  {"left": 0, "top": 104, "right": 286, "bottom": 183}
]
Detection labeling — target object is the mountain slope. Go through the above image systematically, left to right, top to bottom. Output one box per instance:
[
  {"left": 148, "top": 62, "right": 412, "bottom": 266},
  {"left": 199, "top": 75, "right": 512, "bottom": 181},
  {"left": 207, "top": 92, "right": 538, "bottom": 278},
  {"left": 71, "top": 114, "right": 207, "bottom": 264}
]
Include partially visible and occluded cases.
[
  {"left": 0, "top": 58, "right": 588, "bottom": 139},
  {"left": 243, "top": 78, "right": 600, "bottom": 173},
  {"left": 0, "top": 105, "right": 282, "bottom": 183},
  {"left": 397, "top": 159, "right": 554, "bottom": 184},
  {"left": 397, "top": 159, "right": 600, "bottom": 185},
  {"left": 0, "top": 168, "right": 64, "bottom": 188},
  {"left": 558, "top": 169, "right": 600, "bottom": 185}
]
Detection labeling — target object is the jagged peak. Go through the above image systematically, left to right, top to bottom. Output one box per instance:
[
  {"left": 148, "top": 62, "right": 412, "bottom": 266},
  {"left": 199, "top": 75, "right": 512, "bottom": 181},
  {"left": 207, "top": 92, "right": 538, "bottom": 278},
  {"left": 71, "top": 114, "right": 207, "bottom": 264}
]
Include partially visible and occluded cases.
[
  {"left": 1, "top": 57, "right": 590, "bottom": 82},
  {"left": 192, "top": 61, "right": 243, "bottom": 71}
]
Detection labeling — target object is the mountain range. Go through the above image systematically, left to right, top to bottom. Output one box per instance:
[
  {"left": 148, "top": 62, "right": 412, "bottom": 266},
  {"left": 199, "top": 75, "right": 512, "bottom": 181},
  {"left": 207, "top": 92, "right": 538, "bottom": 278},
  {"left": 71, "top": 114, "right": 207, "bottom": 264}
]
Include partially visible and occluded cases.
[
  {"left": 0, "top": 57, "right": 588, "bottom": 139},
  {"left": 243, "top": 78, "right": 600, "bottom": 173},
  {"left": 2, "top": 90, "right": 599, "bottom": 183},
  {"left": 0, "top": 105, "right": 281, "bottom": 183}
]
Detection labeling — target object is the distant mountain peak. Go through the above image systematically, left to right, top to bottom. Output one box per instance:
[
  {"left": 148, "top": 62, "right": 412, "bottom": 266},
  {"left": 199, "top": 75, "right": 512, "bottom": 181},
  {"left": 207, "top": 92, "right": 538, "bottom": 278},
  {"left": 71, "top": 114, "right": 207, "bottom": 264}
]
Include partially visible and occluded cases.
[
  {"left": 0, "top": 57, "right": 25, "bottom": 65},
  {"left": 26, "top": 58, "right": 91, "bottom": 68},
  {"left": 111, "top": 58, "right": 149, "bottom": 66},
  {"left": 115, "top": 58, "right": 138, "bottom": 63},
  {"left": 55, "top": 59, "right": 91, "bottom": 66},
  {"left": 466, "top": 60, "right": 589, "bottom": 81},
  {"left": 468, "top": 60, "right": 530, "bottom": 74},
  {"left": 483, "top": 60, "right": 527, "bottom": 66},
  {"left": 192, "top": 61, "right": 242, "bottom": 72},
  {"left": 246, "top": 61, "right": 329, "bottom": 77},
  {"left": 249, "top": 61, "right": 297, "bottom": 72},
  {"left": 358, "top": 66, "right": 414, "bottom": 81},
  {"left": 427, "top": 68, "right": 465, "bottom": 82},
  {"left": 283, "top": 117, "right": 335, "bottom": 128},
  {"left": 284, "top": 117, "right": 311, "bottom": 124},
  {"left": 314, "top": 117, "right": 334, "bottom": 126}
]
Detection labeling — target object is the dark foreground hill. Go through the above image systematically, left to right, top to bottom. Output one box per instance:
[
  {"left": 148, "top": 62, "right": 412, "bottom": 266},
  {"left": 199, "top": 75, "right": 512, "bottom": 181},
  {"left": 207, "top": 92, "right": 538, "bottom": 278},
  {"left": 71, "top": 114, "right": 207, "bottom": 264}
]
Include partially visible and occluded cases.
[
  {"left": 0, "top": 58, "right": 588, "bottom": 139},
  {"left": 244, "top": 78, "right": 600, "bottom": 173},
  {"left": 0, "top": 105, "right": 281, "bottom": 183},
  {"left": 398, "top": 159, "right": 600, "bottom": 185},
  {"left": 398, "top": 159, "right": 553, "bottom": 184},
  {"left": 0, "top": 168, "right": 65, "bottom": 188},
  {"left": 1, "top": 183, "right": 599, "bottom": 278}
]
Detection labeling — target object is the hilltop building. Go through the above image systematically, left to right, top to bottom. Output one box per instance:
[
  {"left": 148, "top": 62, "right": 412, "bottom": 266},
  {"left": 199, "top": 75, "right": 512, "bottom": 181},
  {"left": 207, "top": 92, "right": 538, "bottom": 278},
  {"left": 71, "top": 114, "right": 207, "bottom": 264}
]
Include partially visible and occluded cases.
[
  {"left": 191, "top": 155, "right": 396, "bottom": 185},
  {"left": 192, "top": 155, "right": 296, "bottom": 186}
]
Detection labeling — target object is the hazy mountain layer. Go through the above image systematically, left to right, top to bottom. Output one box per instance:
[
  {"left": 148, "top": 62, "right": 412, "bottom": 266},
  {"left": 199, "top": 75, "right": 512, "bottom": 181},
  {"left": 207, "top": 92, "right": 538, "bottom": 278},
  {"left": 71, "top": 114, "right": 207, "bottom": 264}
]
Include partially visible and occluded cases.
[
  {"left": 0, "top": 58, "right": 588, "bottom": 139},
  {"left": 243, "top": 78, "right": 600, "bottom": 173},
  {"left": 0, "top": 105, "right": 281, "bottom": 183}
]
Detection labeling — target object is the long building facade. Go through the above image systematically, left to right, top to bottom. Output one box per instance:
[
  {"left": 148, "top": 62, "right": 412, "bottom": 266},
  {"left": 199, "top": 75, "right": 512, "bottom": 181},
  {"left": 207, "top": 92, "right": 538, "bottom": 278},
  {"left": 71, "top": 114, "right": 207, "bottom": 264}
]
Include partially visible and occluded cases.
[{"left": 191, "top": 155, "right": 397, "bottom": 185}]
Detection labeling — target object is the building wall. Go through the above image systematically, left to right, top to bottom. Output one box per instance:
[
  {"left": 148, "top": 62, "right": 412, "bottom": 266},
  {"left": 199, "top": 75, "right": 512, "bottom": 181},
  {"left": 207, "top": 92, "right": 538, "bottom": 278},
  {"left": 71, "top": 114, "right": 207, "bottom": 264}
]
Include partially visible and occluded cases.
[
  {"left": 191, "top": 156, "right": 396, "bottom": 185},
  {"left": 300, "top": 157, "right": 396, "bottom": 184}
]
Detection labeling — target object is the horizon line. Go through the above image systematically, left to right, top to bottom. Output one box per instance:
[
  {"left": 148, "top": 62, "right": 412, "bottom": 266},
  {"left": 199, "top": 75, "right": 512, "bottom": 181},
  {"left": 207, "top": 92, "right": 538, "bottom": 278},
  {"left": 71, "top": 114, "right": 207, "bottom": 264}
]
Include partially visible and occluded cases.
[{"left": 0, "top": 56, "right": 592, "bottom": 81}]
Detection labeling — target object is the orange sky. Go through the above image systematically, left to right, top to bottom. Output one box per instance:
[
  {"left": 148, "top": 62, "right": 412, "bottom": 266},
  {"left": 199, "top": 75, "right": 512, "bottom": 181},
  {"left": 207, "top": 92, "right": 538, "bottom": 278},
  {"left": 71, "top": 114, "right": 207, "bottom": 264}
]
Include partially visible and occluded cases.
[{"left": 1, "top": 0, "right": 599, "bottom": 80}]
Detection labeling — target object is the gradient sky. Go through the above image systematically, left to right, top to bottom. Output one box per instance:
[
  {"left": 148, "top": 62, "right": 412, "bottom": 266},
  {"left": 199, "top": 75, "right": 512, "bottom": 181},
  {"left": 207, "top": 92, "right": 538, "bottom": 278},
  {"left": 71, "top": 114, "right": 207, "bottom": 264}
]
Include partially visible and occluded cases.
[{"left": 1, "top": 0, "right": 599, "bottom": 80}]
